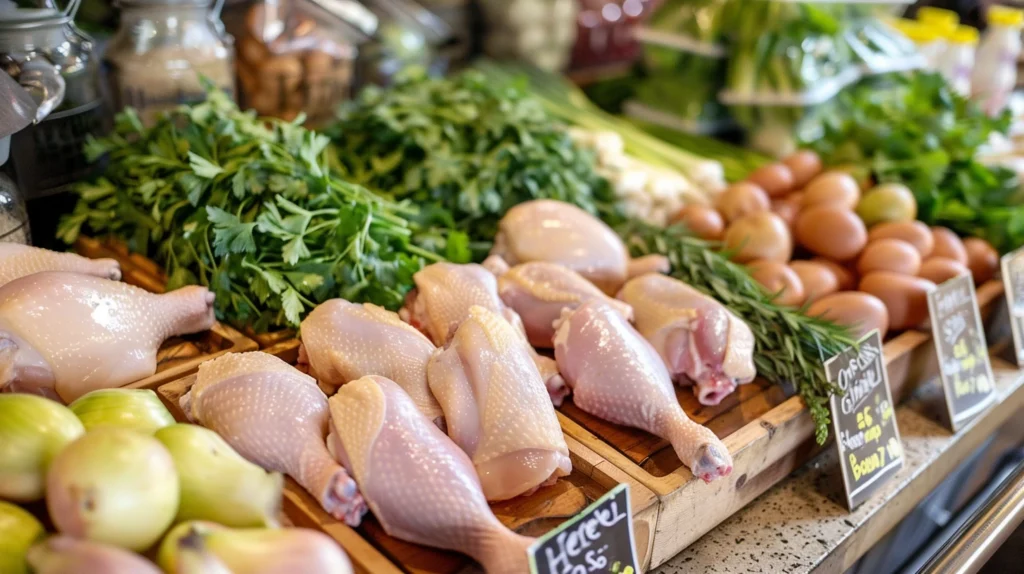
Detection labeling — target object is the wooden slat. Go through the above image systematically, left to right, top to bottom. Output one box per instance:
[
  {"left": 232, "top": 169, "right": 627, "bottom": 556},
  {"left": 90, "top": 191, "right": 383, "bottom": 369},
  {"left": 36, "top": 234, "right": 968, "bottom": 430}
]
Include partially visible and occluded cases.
[{"left": 158, "top": 344, "right": 661, "bottom": 573}]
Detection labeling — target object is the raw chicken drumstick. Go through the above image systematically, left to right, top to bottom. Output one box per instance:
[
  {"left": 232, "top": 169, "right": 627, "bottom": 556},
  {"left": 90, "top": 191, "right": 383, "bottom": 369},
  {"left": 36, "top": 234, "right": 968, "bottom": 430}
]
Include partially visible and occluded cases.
[
  {"left": 490, "top": 199, "right": 669, "bottom": 294},
  {"left": 0, "top": 243, "right": 121, "bottom": 287},
  {"left": 491, "top": 260, "right": 633, "bottom": 348},
  {"left": 402, "top": 261, "right": 567, "bottom": 403},
  {"left": 0, "top": 271, "right": 214, "bottom": 403},
  {"left": 618, "top": 273, "right": 756, "bottom": 406},
  {"left": 298, "top": 299, "right": 444, "bottom": 425},
  {"left": 554, "top": 300, "right": 733, "bottom": 483},
  {"left": 427, "top": 306, "right": 571, "bottom": 501},
  {"left": 182, "top": 352, "right": 366, "bottom": 526},
  {"left": 328, "top": 375, "right": 535, "bottom": 574}
]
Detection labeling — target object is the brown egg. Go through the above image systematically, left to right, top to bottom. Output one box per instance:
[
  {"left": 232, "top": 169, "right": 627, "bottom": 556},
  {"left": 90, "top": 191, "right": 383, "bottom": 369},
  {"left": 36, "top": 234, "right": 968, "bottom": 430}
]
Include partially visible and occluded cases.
[
  {"left": 782, "top": 150, "right": 823, "bottom": 188},
  {"left": 747, "top": 164, "right": 796, "bottom": 198},
  {"left": 802, "top": 172, "right": 861, "bottom": 210},
  {"left": 717, "top": 182, "right": 771, "bottom": 223},
  {"left": 771, "top": 197, "right": 800, "bottom": 228},
  {"left": 672, "top": 204, "right": 726, "bottom": 240},
  {"left": 795, "top": 204, "right": 868, "bottom": 262},
  {"left": 724, "top": 212, "right": 793, "bottom": 263},
  {"left": 867, "top": 221, "right": 934, "bottom": 258},
  {"left": 930, "top": 227, "right": 968, "bottom": 264},
  {"left": 964, "top": 237, "right": 999, "bottom": 284},
  {"left": 856, "top": 238, "right": 922, "bottom": 276},
  {"left": 812, "top": 257, "right": 858, "bottom": 290},
  {"left": 918, "top": 257, "right": 970, "bottom": 284},
  {"left": 748, "top": 260, "right": 805, "bottom": 306},
  {"left": 790, "top": 261, "right": 840, "bottom": 303},
  {"left": 858, "top": 272, "right": 936, "bottom": 331},
  {"left": 807, "top": 291, "right": 890, "bottom": 339}
]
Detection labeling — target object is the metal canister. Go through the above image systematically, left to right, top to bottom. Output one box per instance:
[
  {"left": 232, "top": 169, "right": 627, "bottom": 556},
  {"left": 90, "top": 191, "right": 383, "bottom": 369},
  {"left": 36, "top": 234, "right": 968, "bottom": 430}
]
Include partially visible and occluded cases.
[{"left": 0, "top": 0, "right": 103, "bottom": 248}]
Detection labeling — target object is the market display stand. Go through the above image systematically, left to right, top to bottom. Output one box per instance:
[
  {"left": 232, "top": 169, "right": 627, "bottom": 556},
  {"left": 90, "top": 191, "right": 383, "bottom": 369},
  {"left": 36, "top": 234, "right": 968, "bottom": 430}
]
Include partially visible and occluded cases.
[
  {"left": 558, "top": 280, "right": 1006, "bottom": 568},
  {"left": 155, "top": 341, "right": 662, "bottom": 574},
  {"left": 655, "top": 353, "right": 1024, "bottom": 574}
]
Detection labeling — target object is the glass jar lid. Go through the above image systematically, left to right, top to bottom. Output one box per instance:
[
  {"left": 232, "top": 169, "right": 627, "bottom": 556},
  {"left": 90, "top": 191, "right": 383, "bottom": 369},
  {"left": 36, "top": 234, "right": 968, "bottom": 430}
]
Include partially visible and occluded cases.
[{"left": 0, "top": 0, "right": 72, "bottom": 30}]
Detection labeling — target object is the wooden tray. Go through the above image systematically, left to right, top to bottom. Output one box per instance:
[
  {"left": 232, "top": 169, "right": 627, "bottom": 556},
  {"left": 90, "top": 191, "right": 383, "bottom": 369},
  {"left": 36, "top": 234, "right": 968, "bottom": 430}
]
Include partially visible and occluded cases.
[
  {"left": 74, "top": 237, "right": 294, "bottom": 349},
  {"left": 558, "top": 278, "right": 1007, "bottom": 568},
  {"left": 157, "top": 341, "right": 661, "bottom": 573}
]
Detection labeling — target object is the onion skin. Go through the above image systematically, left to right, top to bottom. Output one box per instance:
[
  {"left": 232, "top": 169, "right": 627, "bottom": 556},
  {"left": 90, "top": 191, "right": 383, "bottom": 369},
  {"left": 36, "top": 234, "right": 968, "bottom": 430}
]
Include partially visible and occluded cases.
[
  {"left": 68, "top": 389, "right": 175, "bottom": 435},
  {"left": 0, "top": 394, "right": 85, "bottom": 502},
  {"left": 155, "top": 424, "right": 283, "bottom": 528},
  {"left": 46, "top": 428, "right": 179, "bottom": 551},
  {"left": 0, "top": 501, "right": 44, "bottom": 574},
  {"left": 158, "top": 521, "right": 354, "bottom": 574},
  {"left": 27, "top": 536, "right": 162, "bottom": 574}
]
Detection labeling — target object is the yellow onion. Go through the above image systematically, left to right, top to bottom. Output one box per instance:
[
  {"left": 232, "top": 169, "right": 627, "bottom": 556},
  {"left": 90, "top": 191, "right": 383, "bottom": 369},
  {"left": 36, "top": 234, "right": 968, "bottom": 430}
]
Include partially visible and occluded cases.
[
  {"left": 68, "top": 389, "right": 174, "bottom": 434},
  {"left": 0, "top": 394, "right": 85, "bottom": 502},
  {"left": 155, "top": 424, "right": 282, "bottom": 528},
  {"left": 46, "top": 428, "right": 179, "bottom": 551},
  {"left": 0, "top": 501, "right": 44, "bottom": 574},
  {"left": 158, "top": 521, "right": 353, "bottom": 574},
  {"left": 27, "top": 536, "right": 162, "bottom": 574}
]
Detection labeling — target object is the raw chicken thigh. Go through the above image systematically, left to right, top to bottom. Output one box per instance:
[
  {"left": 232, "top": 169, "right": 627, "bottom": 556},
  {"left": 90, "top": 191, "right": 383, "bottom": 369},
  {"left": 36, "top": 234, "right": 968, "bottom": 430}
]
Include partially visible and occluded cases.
[
  {"left": 490, "top": 199, "right": 669, "bottom": 294},
  {"left": 0, "top": 243, "right": 121, "bottom": 287},
  {"left": 493, "top": 260, "right": 633, "bottom": 348},
  {"left": 403, "top": 261, "right": 566, "bottom": 402},
  {"left": 0, "top": 272, "right": 214, "bottom": 403},
  {"left": 618, "top": 274, "right": 756, "bottom": 406},
  {"left": 298, "top": 300, "right": 443, "bottom": 424},
  {"left": 554, "top": 300, "right": 733, "bottom": 483},
  {"left": 427, "top": 306, "right": 571, "bottom": 501},
  {"left": 183, "top": 352, "right": 366, "bottom": 526},
  {"left": 328, "top": 375, "right": 535, "bottom": 574}
]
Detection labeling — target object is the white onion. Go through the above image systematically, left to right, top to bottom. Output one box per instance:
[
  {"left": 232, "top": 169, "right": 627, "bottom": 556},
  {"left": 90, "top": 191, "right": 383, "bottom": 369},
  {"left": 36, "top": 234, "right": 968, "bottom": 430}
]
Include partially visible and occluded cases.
[
  {"left": 68, "top": 389, "right": 174, "bottom": 434},
  {"left": 0, "top": 394, "right": 85, "bottom": 502},
  {"left": 46, "top": 428, "right": 179, "bottom": 551},
  {"left": 0, "top": 501, "right": 44, "bottom": 574}
]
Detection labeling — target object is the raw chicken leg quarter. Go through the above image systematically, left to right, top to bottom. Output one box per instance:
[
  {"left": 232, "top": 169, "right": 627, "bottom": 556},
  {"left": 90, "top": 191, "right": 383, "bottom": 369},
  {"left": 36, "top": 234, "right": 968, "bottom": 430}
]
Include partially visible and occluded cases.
[
  {"left": 0, "top": 243, "right": 121, "bottom": 287},
  {"left": 0, "top": 271, "right": 215, "bottom": 403},
  {"left": 618, "top": 273, "right": 756, "bottom": 406},
  {"left": 554, "top": 300, "right": 733, "bottom": 483},
  {"left": 427, "top": 305, "right": 571, "bottom": 501},
  {"left": 183, "top": 352, "right": 367, "bottom": 527},
  {"left": 328, "top": 375, "right": 535, "bottom": 574}
]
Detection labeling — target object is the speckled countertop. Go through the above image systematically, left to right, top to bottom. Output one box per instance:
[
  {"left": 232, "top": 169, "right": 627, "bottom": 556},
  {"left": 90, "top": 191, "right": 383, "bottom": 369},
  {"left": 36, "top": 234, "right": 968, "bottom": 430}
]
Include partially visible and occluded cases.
[{"left": 654, "top": 357, "right": 1024, "bottom": 574}]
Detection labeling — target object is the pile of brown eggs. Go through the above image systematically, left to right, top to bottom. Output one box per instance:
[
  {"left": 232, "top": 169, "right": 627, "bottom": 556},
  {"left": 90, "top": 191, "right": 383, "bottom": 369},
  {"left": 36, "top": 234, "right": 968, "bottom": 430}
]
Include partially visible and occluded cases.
[{"left": 673, "top": 151, "right": 999, "bottom": 339}]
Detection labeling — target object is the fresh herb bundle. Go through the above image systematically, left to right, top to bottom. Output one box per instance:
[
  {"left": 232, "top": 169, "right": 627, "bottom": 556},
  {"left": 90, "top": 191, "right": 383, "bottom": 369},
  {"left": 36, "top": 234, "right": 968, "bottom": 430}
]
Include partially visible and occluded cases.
[
  {"left": 325, "top": 68, "right": 615, "bottom": 259},
  {"left": 806, "top": 72, "right": 1024, "bottom": 253},
  {"left": 59, "top": 89, "right": 437, "bottom": 330},
  {"left": 618, "top": 220, "right": 856, "bottom": 444}
]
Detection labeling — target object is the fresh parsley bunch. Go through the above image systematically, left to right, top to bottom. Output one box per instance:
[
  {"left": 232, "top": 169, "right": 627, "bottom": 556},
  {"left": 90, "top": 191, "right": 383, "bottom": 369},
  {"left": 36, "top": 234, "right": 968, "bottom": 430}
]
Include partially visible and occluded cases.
[
  {"left": 325, "top": 68, "right": 615, "bottom": 259},
  {"left": 60, "top": 89, "right": 439, "bottom": 331}
]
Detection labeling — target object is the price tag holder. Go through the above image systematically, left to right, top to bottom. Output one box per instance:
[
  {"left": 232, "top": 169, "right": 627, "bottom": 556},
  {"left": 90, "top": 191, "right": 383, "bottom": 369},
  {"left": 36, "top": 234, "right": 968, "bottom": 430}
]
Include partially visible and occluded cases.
[
  {"left": 1000, "top": 247, "right": 1024, "bottom": 367},
  {"left": 927, "top": 274, "right": 997, "bottom": 430},
  {"left": 825, "top": 329, "right": 904, "bottom": 511},
  {"left": 529, "top": 483, "right": 638, "bottom": 574}
]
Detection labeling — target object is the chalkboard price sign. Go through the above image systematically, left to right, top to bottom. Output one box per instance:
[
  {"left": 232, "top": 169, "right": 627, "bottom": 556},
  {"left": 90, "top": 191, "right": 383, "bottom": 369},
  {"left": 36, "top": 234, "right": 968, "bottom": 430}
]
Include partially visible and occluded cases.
[
  {"left": 1001, "top": 248, "right": 1024, "bottom": 367},
  {"left": 927, "top": 274, "right": 997, "bottom": 430},
  {"left": 825, "top": 329, "right": 904, "bottom": 511},
  {"left": 529, "top": 483, "right": 638, "bottom": 574}
]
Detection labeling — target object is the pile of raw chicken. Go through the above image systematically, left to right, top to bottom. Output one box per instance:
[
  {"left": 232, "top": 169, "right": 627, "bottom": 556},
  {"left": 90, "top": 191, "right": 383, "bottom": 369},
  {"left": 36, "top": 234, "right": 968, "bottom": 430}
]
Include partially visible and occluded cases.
[{"left": 0, "top": 199, "right": 757, "bottom": 572}]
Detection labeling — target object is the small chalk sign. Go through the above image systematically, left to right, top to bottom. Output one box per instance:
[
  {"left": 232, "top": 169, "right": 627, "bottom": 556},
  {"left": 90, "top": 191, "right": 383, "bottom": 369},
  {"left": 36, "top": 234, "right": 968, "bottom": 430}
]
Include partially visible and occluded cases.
[
  {"left": 1001, "top": 247, "right": 1024, "bottom": 367},
  {"left": 927, "top": 274, "right": 997, "bottom": 430},
  {"left": 826, "top": 329, "right": 904, "bottom": 510},
  {"left": 529, "top": 483, "right": 638, "bottom": 574}
]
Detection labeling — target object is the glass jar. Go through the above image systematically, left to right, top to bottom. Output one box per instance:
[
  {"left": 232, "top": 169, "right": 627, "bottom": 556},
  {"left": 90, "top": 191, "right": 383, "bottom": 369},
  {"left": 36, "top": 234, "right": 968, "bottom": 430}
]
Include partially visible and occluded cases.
[
  {"left": 103, "top": 0, "right": 236, "bottom": 125},
  {"left": 0, "top": 136, "right": 30, "bottom": 244}
]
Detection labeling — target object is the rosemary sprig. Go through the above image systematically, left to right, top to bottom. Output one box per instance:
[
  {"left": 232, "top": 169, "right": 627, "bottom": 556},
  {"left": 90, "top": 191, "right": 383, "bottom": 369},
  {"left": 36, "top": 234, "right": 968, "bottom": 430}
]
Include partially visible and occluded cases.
[{"left": 617, "top": 219, "right": 856, "bottom": 444}]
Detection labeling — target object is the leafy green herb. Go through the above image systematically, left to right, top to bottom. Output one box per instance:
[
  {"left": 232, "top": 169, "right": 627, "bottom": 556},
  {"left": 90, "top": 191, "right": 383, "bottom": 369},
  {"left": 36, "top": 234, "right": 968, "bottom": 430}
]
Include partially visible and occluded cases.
[
  {"left": 325, "top": 68, "right": 615, "bottom": 258},
  {"left": 805, "top": 71, "right": 1024, "bottom": 253},
  {"left": 59, "top": 90, "right": 438, "bottom": 331},
  {"left": 618, "top": 220, "right": 856, "bottom": 444}
]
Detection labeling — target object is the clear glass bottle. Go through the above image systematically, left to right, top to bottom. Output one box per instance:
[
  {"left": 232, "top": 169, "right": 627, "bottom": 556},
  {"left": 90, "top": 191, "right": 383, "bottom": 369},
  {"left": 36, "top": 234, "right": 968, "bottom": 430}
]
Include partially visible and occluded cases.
[{"left": 103, "top": 0, "right": 236, "bottom": 125}]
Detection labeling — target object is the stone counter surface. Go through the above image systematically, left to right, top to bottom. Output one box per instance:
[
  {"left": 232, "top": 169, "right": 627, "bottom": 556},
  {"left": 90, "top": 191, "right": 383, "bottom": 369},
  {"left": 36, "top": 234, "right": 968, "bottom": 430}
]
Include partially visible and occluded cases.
[{"left": 655, "top": 356, "right": 1024, "bottom": 574}]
